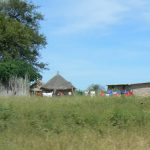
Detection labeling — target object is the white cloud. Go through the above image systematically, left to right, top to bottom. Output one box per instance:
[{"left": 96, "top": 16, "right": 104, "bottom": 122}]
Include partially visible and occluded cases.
[
  {"left": 46, "top": 0, "right": 150, "bottom": 35},
  {"left": 49, "top": 0, "right": 127, "bottom": 35}
]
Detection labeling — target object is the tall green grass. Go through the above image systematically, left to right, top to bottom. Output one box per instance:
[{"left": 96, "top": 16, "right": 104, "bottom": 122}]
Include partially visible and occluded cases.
[{"left": 0, "top": 96, "right": 150, "bottom": 150}]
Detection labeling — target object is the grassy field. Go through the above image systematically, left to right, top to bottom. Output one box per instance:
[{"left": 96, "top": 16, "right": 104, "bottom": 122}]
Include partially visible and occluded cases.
[{"left": 0, "top": 96, "right": 150, "bottom": 150}]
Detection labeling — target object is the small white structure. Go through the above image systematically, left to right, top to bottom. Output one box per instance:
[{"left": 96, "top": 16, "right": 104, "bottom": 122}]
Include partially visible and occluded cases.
[
  {"left": 68, "top": 91, "right": 72, "bottom": 96},
  {"left": 84, "top": 91, "right": 89, "bottom": 96},
  {"left": 90, "top": 91, "right": 96, "bottom": 97},
  {"left": 43, "top": 92, "right": 53, "bottom": 97},
  {"left": 106, "top": 94, "right": 110, "bottom": 97}
]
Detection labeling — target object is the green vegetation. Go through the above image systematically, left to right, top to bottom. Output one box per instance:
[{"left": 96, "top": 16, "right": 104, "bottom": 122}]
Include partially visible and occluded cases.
[
  {"left": 0, "top": 0, "right": 47, "bottom": 82},
  {"left": 0, "top": 96, "right": 149, "bottom": 150}
]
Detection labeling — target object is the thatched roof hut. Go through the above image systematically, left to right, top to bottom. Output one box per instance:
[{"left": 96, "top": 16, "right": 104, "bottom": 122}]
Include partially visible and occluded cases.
[
  {"left": 42, "top": 74, "right": 76, "bottom": 95},
  {"left": 30, "top": 80, "right": 43, "bottom": 96}
]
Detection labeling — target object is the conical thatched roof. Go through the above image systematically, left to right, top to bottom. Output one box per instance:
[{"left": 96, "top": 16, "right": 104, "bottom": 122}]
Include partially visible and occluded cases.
[{"left": 42, "top": 74, "right": 75, "bottom": 90}]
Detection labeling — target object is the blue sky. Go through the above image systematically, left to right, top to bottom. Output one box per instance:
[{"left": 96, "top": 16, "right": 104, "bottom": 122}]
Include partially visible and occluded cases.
[{"left": 32, "top": 0, "right": 150, "bottom": 90}]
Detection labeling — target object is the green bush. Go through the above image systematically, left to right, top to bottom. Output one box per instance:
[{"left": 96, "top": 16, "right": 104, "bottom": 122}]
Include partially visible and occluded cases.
[
  {"left": 0, "top": 96, "right": 149, "bottom": 134},
  {"left": 0, "top": 96, "right": 150, "bottom": 150}
]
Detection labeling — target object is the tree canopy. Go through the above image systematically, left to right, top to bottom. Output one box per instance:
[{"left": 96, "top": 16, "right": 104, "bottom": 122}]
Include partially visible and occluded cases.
[
  {"left": 0, "top": 0, "right": 47, "bottom": 82},
  {"left": 87, "top": 84, "right": 105, "bottom": 94}
]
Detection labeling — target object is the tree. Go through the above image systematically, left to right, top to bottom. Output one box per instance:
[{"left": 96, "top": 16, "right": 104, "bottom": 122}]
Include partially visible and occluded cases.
[
  {"left": 0, "top": 0, "right": 47, "bottom": 82},
  {"left": 87, "top": 84, "right": 105, "bottom": 95},
  {"left": 75, "top": 89, "right": 84, "bottom": 96}
]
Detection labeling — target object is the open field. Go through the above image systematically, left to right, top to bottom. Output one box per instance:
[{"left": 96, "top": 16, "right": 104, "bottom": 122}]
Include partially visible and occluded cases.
[{"left": 0, "top": 96, "right": 150, "bottom": 150}]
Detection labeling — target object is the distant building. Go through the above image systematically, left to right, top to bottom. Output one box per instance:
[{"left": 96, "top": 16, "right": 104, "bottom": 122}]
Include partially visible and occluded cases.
[
  {"left": 41, "top": 73, "right": 76, "bottom": 96},
  {"left": 30, "top": 80, "right": 43, "bottom": 96},
  {"left": 107, "top": 82, "right": 150, "bottom": 97},
  {"left": 129, "top": 83, "right": 150, "bottom": 97},
  {"left": 107, "top": 84, "right": 129, "bottom": 91}
]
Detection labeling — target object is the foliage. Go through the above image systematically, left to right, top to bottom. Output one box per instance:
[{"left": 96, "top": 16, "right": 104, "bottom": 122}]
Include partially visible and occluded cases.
[
  {"left": 0, "top": 0, "right": 47, "bottom": 81},
  {"left": 0, "top": 60, "right": 41, "bottom": 82},
  {"left": 87, "top": 84, "right": 105, "bottom": 94},
  {"left": 75, "top": 89, "right": 84, "bottom": 96},
  {"left": 0, "top": 96, "right": 149, "bottom": 149},
  {"left": 0, "top": 96, "right": 149, "bottom": 132}
]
